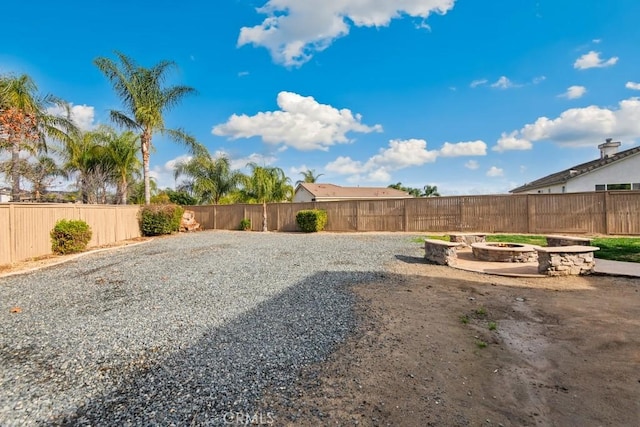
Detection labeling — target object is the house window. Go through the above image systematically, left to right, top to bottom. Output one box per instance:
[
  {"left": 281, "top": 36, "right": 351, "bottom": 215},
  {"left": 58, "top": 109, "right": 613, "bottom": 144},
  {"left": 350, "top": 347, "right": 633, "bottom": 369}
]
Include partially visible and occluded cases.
[
  {"left": 607, "top": 183, "right": 631, "bottom": 191},
  {"left": 633, "top": 183, "right": 640, "bottom": 190},
  {"left": 595, "top": 184, "right": 606, "bottom": 191}
]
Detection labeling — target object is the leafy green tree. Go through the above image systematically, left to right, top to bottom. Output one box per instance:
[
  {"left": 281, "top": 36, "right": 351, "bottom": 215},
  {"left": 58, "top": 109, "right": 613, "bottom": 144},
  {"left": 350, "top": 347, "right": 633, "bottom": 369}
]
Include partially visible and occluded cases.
[
  {"left": 94, "top": 52, "right": 203, "bottom": 205},
  {"left": 0, "top": 74, "right": 77, "bottom": 201},
  {"left": 58, "top": 128, "right": 109, "bottom": 203},
  {"left": 102, "top": 128, "right": 141, "bottom": 204},
  {"left": 174, "top": 154, "right": 243, "bottom": 204},
  {"left": 24, "top": 155, "right": 66, "bottom": 201},
  {"left": 239, "top": 163, "right": 293, "bottom": 231},
  {"left": 296, "top": 168, "right": 324, "bottom": 185},
  {"left": 128, "top": 177, "right": 159, "bottom": 204},
  {"left": 388, "top": 182, "right": 421, "bottom": 197},
  {"left": 422, "top": 184, "right": 441, "bottom": 197},
  {"left": 163, "top": 188, "right": 197, "bottom": 206}
]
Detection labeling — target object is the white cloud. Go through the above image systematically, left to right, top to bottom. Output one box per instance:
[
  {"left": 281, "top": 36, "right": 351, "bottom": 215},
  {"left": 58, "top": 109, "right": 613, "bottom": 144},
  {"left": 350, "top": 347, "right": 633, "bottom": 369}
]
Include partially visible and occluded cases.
[
  {"left": 238, "top": 0, "right": 456, "bottom": 66},
  {"left": 574, "top": 50, "right": 618, "bottom": 69},
  {"left": 238, "top": 71, "right": 250, "bottom": 77},
  {"left": 532, "top": 75, "right": 546, "bottom": 84},
  {"left": 491, "top": 76, "right": 519, "bottom": 89},
  {"left": 470, "top": 79, "right": 488, "bottom": 88},
  {"left": 626, "top": 82, "right": 640, "bottom": 90},
  {"left": 560, "top": 85, "right": 587, "bottom": 99},
  {"left": 212, "top": 91, "right": 382, "bottom": 151},
  {"left": 495, "top": 97, "right": 640, "bottom": 149},
  {"left": 47, "top": 103, "right": 96, "bottom": 131},
  {"left": 493, "top": 131, "right": 533, "bottom": 152},
  {"left": 326, "top": 138, "right": 438, "bottom": 182},
  {"left": 439, "top": 140, "right": 487, "bottom": 157},
  {"left": 150, "top": 154, "right": 192, "bottom": 189},
  {"left": 325, "top": 156, "right": 364, "bottom": 175},
  {"left": 464, "top": 160, "right": 479, "bottom": 170},
  {"left": 486, "top": 166, "right": 504, "bottom": 177}
]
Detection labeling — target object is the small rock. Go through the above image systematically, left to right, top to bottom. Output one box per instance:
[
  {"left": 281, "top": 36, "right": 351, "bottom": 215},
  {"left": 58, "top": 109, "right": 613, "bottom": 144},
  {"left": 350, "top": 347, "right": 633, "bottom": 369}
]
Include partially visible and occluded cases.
[{"left": 515, "top": 297, "right": 525, "bottom": 302}]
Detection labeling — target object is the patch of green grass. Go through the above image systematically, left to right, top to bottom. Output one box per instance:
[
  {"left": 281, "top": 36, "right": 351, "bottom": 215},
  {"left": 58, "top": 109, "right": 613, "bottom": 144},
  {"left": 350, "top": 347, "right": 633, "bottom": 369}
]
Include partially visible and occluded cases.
[
  {"left": 414, "top": 233, "right": 639, "bottom": 263},
  {"left": 411, "top": 234, "right": 449, "bottom": 243},
  {"left": 486, "top": 234, "right": 547, "bottom": 246},
  {"left": 592, "top": 237, "right": 640, "bottom": 263},
  {"left": 475, "top": 307, "right": 487, "bottom": 317},
  {"left": 460, "top": 314, "right": 470, "bottom": 324},
  {"left": 488, "top": 321, "right": 497, "bottom": 331},
  {"left": 475, "top": 340, "right": 488, "bottom": 349}
]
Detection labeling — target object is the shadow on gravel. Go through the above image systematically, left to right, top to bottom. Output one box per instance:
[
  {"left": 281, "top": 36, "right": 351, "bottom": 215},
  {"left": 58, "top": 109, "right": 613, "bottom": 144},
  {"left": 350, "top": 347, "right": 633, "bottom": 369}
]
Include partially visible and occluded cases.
[
  {"left": 394, "top": 254, "right": 426, "bottom": 264},
  {"left": 52, "top": 270, "right": 389, "bottom": 426}
]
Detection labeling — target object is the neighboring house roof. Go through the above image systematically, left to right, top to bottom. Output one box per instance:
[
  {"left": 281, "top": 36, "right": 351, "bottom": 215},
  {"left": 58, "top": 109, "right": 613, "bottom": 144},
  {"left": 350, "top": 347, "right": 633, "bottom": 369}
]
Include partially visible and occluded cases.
[
  {"left": 510, "top": 145, "right": 640, "bottom": 193},
  {"left": 296, "top": 183, "right": 411, "bottom": 200}
]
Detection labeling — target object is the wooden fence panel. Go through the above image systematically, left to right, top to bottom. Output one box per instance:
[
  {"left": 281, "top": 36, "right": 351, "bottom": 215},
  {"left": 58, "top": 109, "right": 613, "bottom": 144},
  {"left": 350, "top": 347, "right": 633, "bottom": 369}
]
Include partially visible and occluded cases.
[
  {"left": 607, "top": 191, "right": 640, "bottom": 235},
  {"left": 530, "top": 193, "right": 606, "bottom": 234},
  {"left": 460, "top": 195, "right": 529, "bottom": 233},
  {"left": 406, "top": 197, "right": 461, "bottom": 232},
  {"left": 352, "top": 199, "right": 405, "bottom": 231},
  {"left": 321, "top": 201, "right": 358, "bottom": 231},
  {"left": 1, "top": 204, "right": 141, "bottom": 265},
  {"left": 187, "top": 205, "right": 215, "bottom": 229},
  {"left": 0, "top": 206, "right": 12, "bottom": 265}
]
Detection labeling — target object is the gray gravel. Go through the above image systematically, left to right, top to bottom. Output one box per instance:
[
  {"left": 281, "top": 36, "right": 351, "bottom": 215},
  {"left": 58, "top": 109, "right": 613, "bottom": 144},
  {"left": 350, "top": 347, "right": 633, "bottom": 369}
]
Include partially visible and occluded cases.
[{"left": 0, "top": 231, "right": 423, "bottom": 426}]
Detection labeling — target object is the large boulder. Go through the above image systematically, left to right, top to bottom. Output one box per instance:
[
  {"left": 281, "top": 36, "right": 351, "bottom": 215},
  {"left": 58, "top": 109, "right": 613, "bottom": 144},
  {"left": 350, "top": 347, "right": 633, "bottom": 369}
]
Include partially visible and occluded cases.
[{"left": 180, "top": 210, "right": 200, "bottom": 232}]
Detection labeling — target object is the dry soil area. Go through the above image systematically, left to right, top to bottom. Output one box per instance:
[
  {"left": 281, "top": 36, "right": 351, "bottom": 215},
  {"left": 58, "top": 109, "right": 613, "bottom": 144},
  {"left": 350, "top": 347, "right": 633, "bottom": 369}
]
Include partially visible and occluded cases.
[{"left": 261, "top": 261, "right": 640, "bottom": 426}]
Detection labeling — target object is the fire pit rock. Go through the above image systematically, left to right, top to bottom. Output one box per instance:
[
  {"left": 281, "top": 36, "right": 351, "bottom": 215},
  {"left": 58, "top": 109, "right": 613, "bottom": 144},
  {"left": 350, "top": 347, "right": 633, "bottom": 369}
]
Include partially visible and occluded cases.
[{"left": 471, "top": 242, "right": 541, "bottom": 263}]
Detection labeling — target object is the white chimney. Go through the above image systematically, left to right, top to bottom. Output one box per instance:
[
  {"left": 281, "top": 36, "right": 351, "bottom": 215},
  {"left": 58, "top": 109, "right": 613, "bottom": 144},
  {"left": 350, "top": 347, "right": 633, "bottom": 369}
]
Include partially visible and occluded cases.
[{"left": 598, "top": 138, "right": 621, "bottom": 159}]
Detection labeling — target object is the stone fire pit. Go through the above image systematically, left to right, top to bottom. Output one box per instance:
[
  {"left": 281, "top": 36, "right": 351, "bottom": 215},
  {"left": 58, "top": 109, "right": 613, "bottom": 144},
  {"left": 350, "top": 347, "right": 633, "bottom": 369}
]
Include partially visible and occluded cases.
[{"left": 471, "top": 242, "right": 540, "bottom": 263}]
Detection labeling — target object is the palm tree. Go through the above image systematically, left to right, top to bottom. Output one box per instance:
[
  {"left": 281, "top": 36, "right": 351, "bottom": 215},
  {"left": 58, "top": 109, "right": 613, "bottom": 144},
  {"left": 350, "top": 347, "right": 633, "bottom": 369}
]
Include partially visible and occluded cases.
[
  {"left": 94, "top": 52, "right": 204, "bottom": 205},
  {"left": 0, "top": 74, "right": 77, "bottom": 201},
  {"left": 59, "top": 128, "right": 108, "bottom": 203},
  {"left": 102, "top": 128, "right": 141, "bottom": 204},
  {"left": 174, "top": 154, "right": 243, "bottom": 205},
  {"left": 24, "top": 155, "right": 66, "bottom": 201},
  {"left": 240, "top": 163, "right": 293, "bottom": 231},
  {"left": 296, "top": 168, "right": 324, "bottom": 185},
  {"left": 128, "top": 177, "right": 158, "bottom": 204},
  {"left": 422, "top": 185, "right": 440, "bottom": 197}
]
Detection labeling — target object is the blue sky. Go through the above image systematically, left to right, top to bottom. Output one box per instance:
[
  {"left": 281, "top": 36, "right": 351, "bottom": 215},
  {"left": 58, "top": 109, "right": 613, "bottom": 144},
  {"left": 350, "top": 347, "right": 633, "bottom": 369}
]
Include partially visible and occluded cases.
[{"left": 2, "top": 0, "right": 640, "bottom": 195}]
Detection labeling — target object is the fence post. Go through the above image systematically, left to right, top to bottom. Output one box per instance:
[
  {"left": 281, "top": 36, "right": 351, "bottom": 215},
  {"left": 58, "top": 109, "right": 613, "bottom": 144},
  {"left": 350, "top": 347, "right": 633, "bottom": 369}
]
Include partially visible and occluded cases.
[
  {"left": 604, "top": 192, "right": 611, "bottom": 235},
  {"left": 527, "top": 195, "right": 536, "bottom": 234},
  {"left": 459, "top": 197, "right": 464, "bottom": 231},
  {"left": 403, "top": 199, "right": 408, "bottom": 232},
  {"left": 9, "top": 204, "right": 15, "bottom": 263},
  {"left": 213, "top": 205, "right": 217, "bottom": 230}
]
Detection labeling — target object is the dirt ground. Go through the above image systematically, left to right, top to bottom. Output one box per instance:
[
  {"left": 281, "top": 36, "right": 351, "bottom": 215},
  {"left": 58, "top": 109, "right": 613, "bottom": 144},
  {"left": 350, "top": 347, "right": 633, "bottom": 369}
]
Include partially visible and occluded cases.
[
  {"left": 4, "top": 240, "right": 639, "bottom": 426},
  {"left": 262, "top": 262, "right": 640, "bottom": 426}
]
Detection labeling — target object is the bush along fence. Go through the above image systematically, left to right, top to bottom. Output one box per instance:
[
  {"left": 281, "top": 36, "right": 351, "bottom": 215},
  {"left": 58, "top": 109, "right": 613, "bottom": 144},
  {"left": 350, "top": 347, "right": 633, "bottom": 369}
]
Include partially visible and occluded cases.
[
  {"left": 1, "top": 191, "right": 639, "bottom": 266},
  {"left": 187, "top": 191, "right": 640, "bottom": 235},
  {"left": 0, "top": 204, "right": 141, "bottom": 265}
]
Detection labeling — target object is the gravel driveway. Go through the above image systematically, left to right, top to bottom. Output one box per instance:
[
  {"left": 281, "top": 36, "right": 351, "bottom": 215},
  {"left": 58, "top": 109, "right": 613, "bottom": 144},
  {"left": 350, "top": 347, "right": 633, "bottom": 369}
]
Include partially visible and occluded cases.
[{"left": 0, "top": 231, "right": 420, "bottom": 426}]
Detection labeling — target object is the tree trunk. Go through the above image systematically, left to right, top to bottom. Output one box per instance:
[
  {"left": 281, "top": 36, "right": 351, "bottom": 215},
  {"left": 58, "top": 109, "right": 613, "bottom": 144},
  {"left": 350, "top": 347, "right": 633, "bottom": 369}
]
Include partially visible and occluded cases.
[
  {"left": 142, "top": 130, "right": 151, "bottom": 205},
  {"left": 10, "top": 140, "right": 21, "bottom": 202},
  {"left": 119, "top": 177, "right": 128, "bottom": 205},
  {"left": 262, "top": 201, "right": 268, "bottom": 232}
]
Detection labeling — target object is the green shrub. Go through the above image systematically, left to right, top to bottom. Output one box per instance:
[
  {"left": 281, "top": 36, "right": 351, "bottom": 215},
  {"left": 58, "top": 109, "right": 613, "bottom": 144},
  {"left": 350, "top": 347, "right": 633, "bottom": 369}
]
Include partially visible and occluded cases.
[
  {"left": 139, "top": 204, "right": 184, "bottom": 236},
  {"left": 296, "top": 209, "right": 328, "bottom": 232},
  {"left": 240, "top": 218, "right": 251, "bottom": 231},
  {"left": 50, "top": 219, "right": 92, "bottom": 255}
]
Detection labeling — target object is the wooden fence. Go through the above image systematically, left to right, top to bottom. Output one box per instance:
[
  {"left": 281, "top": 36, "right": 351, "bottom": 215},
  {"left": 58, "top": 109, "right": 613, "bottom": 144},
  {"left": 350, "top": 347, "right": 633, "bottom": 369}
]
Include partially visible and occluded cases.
[
  {"left": 1, "top": 191, "right": 638, "bottom": 266},
  {"left": 188, "top": 191, "right": 640, "bottom": 235},
  {"left": 0, "top": 204, "right": 141, "bottom": 265}
]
